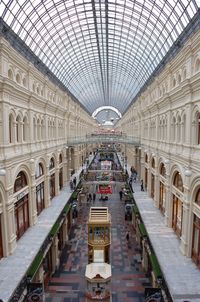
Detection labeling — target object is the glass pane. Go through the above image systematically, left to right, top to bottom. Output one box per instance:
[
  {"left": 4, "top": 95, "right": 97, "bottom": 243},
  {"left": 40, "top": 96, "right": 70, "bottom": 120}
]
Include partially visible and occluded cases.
[{"left": 0, "top": 0, "right": 199, "bottom": 118}]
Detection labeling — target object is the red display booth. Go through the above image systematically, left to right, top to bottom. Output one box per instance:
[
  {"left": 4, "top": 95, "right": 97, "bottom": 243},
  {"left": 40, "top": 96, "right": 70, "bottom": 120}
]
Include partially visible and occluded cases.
[{"left": 97, "top": 184, "right": 112, "bottom": 195}]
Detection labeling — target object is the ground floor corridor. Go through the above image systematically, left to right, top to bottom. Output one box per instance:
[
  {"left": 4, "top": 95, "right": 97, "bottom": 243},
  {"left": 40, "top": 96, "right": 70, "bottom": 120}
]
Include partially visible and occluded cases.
[{"left": 44, "top": 190, "right": 151, "bottom": 302}]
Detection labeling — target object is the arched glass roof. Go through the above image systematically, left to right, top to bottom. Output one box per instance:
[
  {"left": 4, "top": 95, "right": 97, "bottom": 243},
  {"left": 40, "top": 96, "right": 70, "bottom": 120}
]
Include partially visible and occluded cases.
[{"left": 0, "top": 0, "right": 200, "bottom": 117}]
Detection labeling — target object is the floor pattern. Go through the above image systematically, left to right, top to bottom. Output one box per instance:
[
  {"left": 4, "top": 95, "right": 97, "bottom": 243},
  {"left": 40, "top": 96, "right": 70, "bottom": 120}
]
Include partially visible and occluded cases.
[{"left": 44, "top": 193, "right": 151, "bottom": 301}]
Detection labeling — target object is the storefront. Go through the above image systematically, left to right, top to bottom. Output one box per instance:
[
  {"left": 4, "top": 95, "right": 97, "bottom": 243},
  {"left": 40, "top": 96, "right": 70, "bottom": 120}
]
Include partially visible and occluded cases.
[
  {"left": 59, "top": 154, "right": 63, "bottom": 190},
  {"left": 49, "top": 157, "right": 55, "bottom": 199},
  {"left": 35, "top": 163, "right": 45, "bottom": 215},
  {"left": 159, "top": 163, "right": 166, "bottom": 215},
  {"left": 145, "top": 166, "right": 148, "bottom": 190},
  {"left": 59, "top": 168, "right": 63, "bottom": 190},
  {"left": 14, "top": 171, "right": 30, "bottom": 240},
  {"left": 172, "top": 171, "right": 184, "bottom": 238},
  {"left": 159, "top": 181, "right": 166, "bottom": 215},
  {"left": 36, "top": 183, "right": 45, "bottom": 215},
  {"left": 172, "top": 195, "right": 182, "bottom": 237},
  {"left": 27, "top": 204, "right": 72, "bottom": 291},
  {"left": 0, "top": 213, "right": 3, "bottom": 259},
  {"left": 192, "top": 214, "right": 200, "bottom": 268}
]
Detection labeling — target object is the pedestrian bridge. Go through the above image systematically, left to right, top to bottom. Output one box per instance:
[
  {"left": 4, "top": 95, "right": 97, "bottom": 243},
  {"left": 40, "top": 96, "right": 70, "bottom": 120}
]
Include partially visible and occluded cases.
[{"left": 67, "top": 134, "right": 140, "bottom": 146}]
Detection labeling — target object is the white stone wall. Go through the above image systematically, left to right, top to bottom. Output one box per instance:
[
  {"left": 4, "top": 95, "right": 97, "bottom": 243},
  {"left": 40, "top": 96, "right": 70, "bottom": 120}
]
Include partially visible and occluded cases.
[
  {"left": 117, "top": 28, "right": 200, "bottom": 259},
  {"left": 0, "top": 37, "right": 96, "bottom": 256}
]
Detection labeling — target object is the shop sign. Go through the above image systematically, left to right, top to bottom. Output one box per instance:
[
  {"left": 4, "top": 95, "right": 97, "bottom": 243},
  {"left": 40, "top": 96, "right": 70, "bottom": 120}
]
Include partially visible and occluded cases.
[{"left": 16, "top": 189, "right": 29, "bottom": 201}]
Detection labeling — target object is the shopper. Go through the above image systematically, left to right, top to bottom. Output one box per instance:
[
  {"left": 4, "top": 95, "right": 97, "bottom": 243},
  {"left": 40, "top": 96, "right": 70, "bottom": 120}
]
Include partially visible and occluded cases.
[
  {"left": 141, "top": 179, "right": 144, "bottom": 191},
  {"left": 126, "top": 231, "right": 130, "bottom": 242}
]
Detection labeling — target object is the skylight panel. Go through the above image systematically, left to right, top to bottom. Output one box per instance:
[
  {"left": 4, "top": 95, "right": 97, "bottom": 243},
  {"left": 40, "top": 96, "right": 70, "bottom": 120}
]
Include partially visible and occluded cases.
[{"left": 0, "top": 0, "right": 198, "bottom": 115}]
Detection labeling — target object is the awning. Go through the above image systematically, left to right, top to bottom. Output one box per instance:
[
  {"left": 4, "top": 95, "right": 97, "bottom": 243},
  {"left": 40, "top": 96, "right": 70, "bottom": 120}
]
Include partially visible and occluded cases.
[
  {"left": 63, "top": 203, "right": 71, "bottom": 214},
  {"left": 132, "top": 204, "right": 139, "bottom": 214},
  {"left": 50, "top": 221, "right": 60, "bottom": 236},
  {"left": 138, "top": 223, "right": 147, "bottom": 237},
  {"left": 27, "top": 251, "right": 43, "bottom": 278},
  {"left": 149, "top": 253, "right": 162, "bottom": 278},
  {"left": 85, "top": 262, "right": 112, "bottom": 282}
]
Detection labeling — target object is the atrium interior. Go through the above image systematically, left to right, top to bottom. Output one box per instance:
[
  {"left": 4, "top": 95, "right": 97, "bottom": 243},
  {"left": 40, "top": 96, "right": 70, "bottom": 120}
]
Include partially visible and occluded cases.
[{"left": 0, "top": 1, "right": 200, "bottom": 302}]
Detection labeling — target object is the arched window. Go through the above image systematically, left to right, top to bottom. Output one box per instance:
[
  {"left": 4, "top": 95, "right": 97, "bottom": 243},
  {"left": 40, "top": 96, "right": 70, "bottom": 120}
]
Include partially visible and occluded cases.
[
  {"left": 195, "top": 58, "right": 200, "bottom": 72},
  {"left": 8, "top": 69, "right": 13, "bottom": 80},
  {"left": 183, "top": 69, "right": 187, "bottom": 80},
  {"left": 16, "top": 73, "right": 21, "bottom": 84},
  {"left": 23, "top": 77, "right": 26, "bottom": 87},
  {"left": 197, "top": 112, "right": 200, "bottom": 145},
  {"left": 9, "top": 114, "right": 14, "bottom": 143},
  {"left": 182, "top": 114, "right": 186, "bottom": 143},
  {"left": 16, "top": 115, "right": 21, "bottom": 143},
  {"left": 177, "top": 115, "right": 181, "bottom": 143},
  {"left": 23, "top": 116, "right": 28, "bottom": 142},
  {"left": 171, "top": 116, "right": 176, "bottom": 142},
  {"left": 33, "top": 117, "right": 37, "bottom": 141},
  {"left": 37, "top": 119, "right": 40, "bottom": 140},
  {"left": 41, "top": 119, "right": 45, "bottom": 140},
  {"left": 59, "top": 154, "right": 63, "bottom": 164},
  {"left": 49, "top": 157, "right": 55, "bottom": 170},
  {"left": 151, "top": 157, "right": 155, "bottom": 168},
  {"left": 35, "top": 163, "right": 44, "bottom": 179},
  {"left": 160, "top": 163, "right": 166, "bottom": 177},
  {"left": 14, "top": 171, "right": 27, "bottom": 193},
  {"left": 14, "top": 171, "right": 29, "bottom": 239},
  {"left": 173, "top": 171, "right": 183, "bottom": 192},
  {"left": 195, "top": 188, "right": 200, "bottom": 206},
  {"left": 0, "top": 193, "right": 4, "bottom": 259}
]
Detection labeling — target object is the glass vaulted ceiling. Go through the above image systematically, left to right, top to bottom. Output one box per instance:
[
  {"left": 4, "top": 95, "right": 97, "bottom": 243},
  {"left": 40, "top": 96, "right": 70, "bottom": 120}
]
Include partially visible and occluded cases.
[{"left": 0, "top": 0, "right": 200, "bottom": 116}]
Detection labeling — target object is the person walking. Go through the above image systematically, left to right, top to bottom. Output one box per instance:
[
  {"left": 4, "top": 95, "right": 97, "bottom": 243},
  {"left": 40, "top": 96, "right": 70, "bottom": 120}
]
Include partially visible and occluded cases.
[
  {"left": 73, "top": 176, "right": 77, "bottom": 187},
  {"left": 141, "top": 179, "right": 144, "bottom": 191},
  {"left": 70, "top": 180, "right": 73, "bottom": 191},
  {"left": 119, "top": 190, "right": 123, "bottom": 200},
  {"left": 93, "top": 192, "right": 96, "bottom": 203},
  {"left": 88, "top": 193, "right": 92, "bottom": 203},
  {"left": 126, "top": 231, "right": 130, "bottom": 243}
]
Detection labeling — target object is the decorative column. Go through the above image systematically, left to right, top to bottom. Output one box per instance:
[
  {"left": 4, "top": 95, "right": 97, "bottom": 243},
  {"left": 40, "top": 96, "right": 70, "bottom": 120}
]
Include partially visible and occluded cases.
[
  {"left": 63, "top": 147, "right": 68, "bottom": 185},
  {"left": 140, "top": 149, "right": 145, "bottom": 184},
  {"left": 55, "top": 154, "right": 60, "bottom": 195},
  {"left": 147, "top": 156, "right": 151, "bottom": 197},
  {"left": 29, "top": 158, "right": 37, "bottom": 225},
  {"left": 163, "top": 159, "right": 171, "bottom": 227},
  {"left": 45, "top": 160, "right": 51, "bottom": 208},
  {"left": 180, "top": 168, "right": 192, "bottom": 256},
  {"left": 6, "top": 195, "right": 17, "bottom": 254},
  {"left": 52, "top": 235, "right": 59, "bottom": 272}
]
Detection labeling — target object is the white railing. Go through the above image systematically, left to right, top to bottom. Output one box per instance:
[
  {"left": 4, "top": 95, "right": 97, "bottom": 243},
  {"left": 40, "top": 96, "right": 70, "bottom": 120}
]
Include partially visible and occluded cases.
[{"left": 67, "top": 134, "right": 140, "bottom": 146}]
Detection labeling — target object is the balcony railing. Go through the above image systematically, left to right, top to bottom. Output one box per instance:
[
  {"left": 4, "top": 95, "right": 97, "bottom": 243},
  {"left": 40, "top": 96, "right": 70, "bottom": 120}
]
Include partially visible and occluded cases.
[{"left": 67, "top": 134, "right": 140, "bottom": 146}]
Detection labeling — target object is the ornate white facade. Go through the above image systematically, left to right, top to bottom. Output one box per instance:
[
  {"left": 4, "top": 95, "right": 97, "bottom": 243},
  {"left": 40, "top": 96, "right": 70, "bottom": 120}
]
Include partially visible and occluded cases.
[
  {"left": 117, "top": 27, "right": 200, "bottom": 264},
  {"left": 0, "top": 37, "right": 96, "bottom": 257}
]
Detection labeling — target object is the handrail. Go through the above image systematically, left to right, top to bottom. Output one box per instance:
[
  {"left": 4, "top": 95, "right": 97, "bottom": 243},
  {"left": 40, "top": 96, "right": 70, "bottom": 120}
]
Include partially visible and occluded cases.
[{"left": 67, "top": 134, "right": 140, "bottom": 146}]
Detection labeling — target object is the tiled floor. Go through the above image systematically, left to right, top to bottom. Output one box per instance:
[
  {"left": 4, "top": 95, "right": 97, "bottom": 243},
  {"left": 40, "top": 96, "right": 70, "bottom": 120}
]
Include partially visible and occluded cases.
[{"left": 44, "top": 192, "right": 151, "bottom": 302}]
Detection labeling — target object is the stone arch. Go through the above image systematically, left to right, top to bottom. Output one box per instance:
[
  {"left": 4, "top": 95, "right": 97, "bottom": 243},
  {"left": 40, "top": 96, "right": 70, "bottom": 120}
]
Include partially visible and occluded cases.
[
  {"left": 194, "top": 57, "right": 200, "bottom": 73},
  {"left": 8, "top": 68, "right": 14, "bottom": 80},
  {"left": 16, "top": 73, "right": 21, "bottom": 84},
  {"left": 22, "top": 77, "right": 27, "bottom": 87},
  {"left": 23, "top": 114, "right": 29, "bottom": 142},
  {"left": 35, "top": 157, "right": 47, "bottom": 176},
  {"left": 13, "top": 164, "right": 32, "bottom": 189},
  {"left": 170, "top": 165, "right": 184, "bottom": 192}
]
